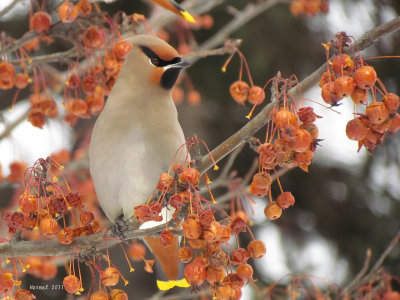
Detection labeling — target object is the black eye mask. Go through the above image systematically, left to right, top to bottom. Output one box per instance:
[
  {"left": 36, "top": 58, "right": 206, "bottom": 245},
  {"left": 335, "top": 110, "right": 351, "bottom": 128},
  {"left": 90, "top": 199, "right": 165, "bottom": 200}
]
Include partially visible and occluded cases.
[{"left": 140, "top": 46, "right": 181, "bottom": 67}]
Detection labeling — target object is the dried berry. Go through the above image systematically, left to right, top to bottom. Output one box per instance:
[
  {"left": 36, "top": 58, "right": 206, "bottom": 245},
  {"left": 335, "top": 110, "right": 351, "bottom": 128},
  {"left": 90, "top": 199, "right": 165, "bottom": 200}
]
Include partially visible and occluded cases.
[
  {"left": 230, "top": 81, "right": 249, "bottom": 105},
  {"left": 247, "top": 240, "right": 266, "bottom": 258}
]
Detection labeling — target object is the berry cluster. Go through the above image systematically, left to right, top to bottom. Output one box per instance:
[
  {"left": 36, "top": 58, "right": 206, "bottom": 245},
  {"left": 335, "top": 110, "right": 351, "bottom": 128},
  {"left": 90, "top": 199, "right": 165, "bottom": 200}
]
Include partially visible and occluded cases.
[
  {"left": 289, "top": 0, "right": 329, "bottom": 17},
  {"left": 319, "top": 33, "right": 400, "bottom": 152},
  {"left": 131, "top": 139, "right": 265, "bottom": 299}
]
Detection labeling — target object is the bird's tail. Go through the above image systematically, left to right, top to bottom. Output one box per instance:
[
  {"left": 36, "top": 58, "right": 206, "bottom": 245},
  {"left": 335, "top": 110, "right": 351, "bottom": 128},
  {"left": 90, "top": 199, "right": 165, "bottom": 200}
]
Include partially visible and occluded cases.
[{"left": 144, "top": 236, "right": 190, "bottom": 290}]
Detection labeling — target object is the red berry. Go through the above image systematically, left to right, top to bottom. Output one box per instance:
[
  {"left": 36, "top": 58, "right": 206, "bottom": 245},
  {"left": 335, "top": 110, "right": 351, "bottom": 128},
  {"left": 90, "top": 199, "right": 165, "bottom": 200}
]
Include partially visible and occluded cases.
[
  {"left": 58, "top": 2, "right": 78, "bottom": 23},
  {"left": 248, "top": 86, "right": 265, "bottom": 105},
  {"left": 351, "top": 87, "right": 367, "bottom": 105},
  {"left": 236, "top": 264, "right": 253, "bottom": 281}
]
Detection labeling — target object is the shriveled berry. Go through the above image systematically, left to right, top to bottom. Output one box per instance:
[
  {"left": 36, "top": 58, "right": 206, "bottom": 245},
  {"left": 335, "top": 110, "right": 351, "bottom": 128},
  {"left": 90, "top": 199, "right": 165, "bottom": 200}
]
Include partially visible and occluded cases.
[
  {"left": 58, "top": 2, "right": 78, "bottom": 23},
  {"left": 230, "top": 81, "right": 249, "bottom": 105},
  {"left": 248, "top": 86, "right": 265, "bottom": 105},
  {"left": 383, "top": 93, "right": 400, "bottom": 114},
  {"left": 366, "top": 101, "right": 389, "bottom": 125},
  {"left": 273, "top": 108, "right": 298, "bottom": 129},
  {"left": 289, "top": 128, "right": 312, "bottom": 152},
  {"left": 180, "top": 168, "right": 200, "bottom": 186},
  {"left": 251, "top": 172, "right": 271, "bottom": 189},
  {"left": 277, "top": 191, "right": 295, "bottom": 209},
  {"left": 182, "top": 214, "right": 202, "bottom": 239},
  {"left": 58, "top": 228, "right": 74, "bottom": 245},
  {"left": 160, "top": 230, "right": 174, "bottom": 247},
  {"left": 178, "top": 246, "right": 193, "bottom": 263},
  {"left": 184, "top": 261, "right": 206, "bottom": 286},
  {"left": 101, "top": 267, "right": 119, "bottom": 286},
  {"left": 206, "top": 267, "right": 225, "bottom": 284},
  {"left": 63, "top": 275, "right": 80, "bottom": 294},
  {"left": 109, "top": 289, "right": 128, "bottom": 300}
]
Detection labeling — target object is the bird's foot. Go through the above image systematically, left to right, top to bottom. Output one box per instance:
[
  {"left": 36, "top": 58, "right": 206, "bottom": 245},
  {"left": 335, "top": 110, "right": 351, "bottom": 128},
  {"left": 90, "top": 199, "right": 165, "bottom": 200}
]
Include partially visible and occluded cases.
[{"left": 112, "top": 215, "right": 130, "bottom": 240}]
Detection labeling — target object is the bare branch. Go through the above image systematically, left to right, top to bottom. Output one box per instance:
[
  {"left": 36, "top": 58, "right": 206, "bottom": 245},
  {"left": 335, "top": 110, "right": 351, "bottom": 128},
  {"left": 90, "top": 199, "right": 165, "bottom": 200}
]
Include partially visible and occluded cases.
[
  {"left": 0, "top": 0, "right": 19, "bottom": 19},
  {"left": 0, "top": 107, "right": 30, "bottom": 142}
]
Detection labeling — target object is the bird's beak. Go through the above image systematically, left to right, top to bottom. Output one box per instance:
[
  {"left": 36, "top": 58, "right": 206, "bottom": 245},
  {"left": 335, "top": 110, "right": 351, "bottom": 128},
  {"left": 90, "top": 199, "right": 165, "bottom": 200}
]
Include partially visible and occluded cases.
[{"left": 167, "top": 59, "right": 191, "bottom": 70}]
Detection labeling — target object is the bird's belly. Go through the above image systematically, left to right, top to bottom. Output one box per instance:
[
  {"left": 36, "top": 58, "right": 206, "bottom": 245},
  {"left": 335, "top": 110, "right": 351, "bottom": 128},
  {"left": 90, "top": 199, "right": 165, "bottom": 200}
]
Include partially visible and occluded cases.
[{"left": 90, "top": 117, "right": 186, "bottom": 221}]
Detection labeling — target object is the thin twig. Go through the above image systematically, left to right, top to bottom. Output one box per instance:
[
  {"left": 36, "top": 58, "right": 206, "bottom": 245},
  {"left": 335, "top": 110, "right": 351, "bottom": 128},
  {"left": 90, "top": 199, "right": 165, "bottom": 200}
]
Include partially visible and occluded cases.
[
  {"left": 0, "top": 0, "right": 19, "bottom": 19},
  {"left": 0, "top": 107, "right": 30, "bottom": 142}
]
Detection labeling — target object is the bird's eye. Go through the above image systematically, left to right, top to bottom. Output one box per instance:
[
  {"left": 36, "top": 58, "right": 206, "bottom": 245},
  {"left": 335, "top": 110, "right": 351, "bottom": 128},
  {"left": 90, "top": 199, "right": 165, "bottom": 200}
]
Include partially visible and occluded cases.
[{"left": 150, "top": 57, "right": 160, "bottom": 66}]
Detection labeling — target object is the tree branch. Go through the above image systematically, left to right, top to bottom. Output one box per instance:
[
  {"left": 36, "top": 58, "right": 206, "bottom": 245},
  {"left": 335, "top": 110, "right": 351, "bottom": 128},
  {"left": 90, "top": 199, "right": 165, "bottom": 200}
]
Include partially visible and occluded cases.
[
  {"left": 0, "top": 0, "right": 19, "bottom": 19},
  {"left": 199, "top": 16, "right": 400, "bottom": 175},
  {"left": 0, "top": 107, "right": 30, "bottom": 142}
]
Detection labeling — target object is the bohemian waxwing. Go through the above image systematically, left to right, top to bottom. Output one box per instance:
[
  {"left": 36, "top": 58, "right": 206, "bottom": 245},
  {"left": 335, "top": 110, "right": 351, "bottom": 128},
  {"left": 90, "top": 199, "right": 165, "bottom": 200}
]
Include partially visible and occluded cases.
[{"left": 89, "top": 34, "right": 191, "bottom": 290}]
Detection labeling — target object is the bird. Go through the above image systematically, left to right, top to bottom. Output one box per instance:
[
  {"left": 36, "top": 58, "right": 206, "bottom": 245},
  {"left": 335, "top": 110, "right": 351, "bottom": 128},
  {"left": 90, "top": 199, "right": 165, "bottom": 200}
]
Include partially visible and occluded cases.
[
  {"left": 148, "top": 0, "right": 196, "bottom": 23},
  {"left": 89, "top": 34, "right": 191, "bottom": 290}
]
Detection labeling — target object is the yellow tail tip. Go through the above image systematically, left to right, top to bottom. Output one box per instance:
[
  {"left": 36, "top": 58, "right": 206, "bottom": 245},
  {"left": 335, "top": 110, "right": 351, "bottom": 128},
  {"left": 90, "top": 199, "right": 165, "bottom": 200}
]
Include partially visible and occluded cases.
[
  {"left": 180, "top": 10, "right": 196, "bottom": 23},
  {"left": 157, "top": 278, "right": 190, "bottom": 290}
]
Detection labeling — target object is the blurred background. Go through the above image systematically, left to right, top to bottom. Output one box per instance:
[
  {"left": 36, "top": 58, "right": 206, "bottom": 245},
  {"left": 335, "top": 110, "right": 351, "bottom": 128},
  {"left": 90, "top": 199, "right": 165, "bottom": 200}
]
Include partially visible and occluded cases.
[{"left": 0, "top": 0, "right": 399, "bottom": 299}]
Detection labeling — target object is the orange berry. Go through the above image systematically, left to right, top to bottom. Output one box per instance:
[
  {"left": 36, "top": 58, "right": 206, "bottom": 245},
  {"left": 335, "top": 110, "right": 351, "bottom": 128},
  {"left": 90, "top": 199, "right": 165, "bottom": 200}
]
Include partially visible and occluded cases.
[
  {"left": 77, "top": 0, "right": 92, "bottom": 16},
  {"left": 289, "top": 0, "right": 305, "bottom": 17},
  {"left": 58, "top": 2, "right": 78, "bottom": 23},
  {"left": 30, "top": 11, "right": 51, "bottom": 33},
  {"left": 83, "top": 26, "right": 104, "bottom": 49},
  {"left": 112, "top": 40, "right": 132, "bottom": 59},
  {"left": 331, "top": 54, "right": 354, "bottom": 76},
  {"left": 353, "top": 65, "right": 377, "bottom": 89},
  {"left": 319, "top": 71, "right": 335, "bottom": 88},
  {"left": 15, "top": 73, "right": 30, "bottom": 89},
  {"left": 333, "top": 75, "right": 355, "bottom": 98},
  {"left": 229, "top": 81, "right": 249, "bottom": 105},
  {"left": 321, "top": 81, "right": 341, "bottom": 105},
  {"left": 248, "top": 86, "right": 265, "bottom": 105},
  {"left": 351, "top": 86, "right": 367, "bottom": 105},
  {"left": 187, "top": 90, "right": 201, "bottom": 105},
  {"left": 383, "top": 93, "right": 400, "bottom": 114},
  {"left": 366, "top": 101, "right": 389, "bottom": 125},
  {"left": 273, "top": 108, "right": 298, "bottom": 129},
  {"left": 389, "top": 113, "right": 400, "bottom": 134},
  {"left": 346, "top": 117, "right": 368, "bottom": 141},
  {"left": 289, "top": 128, "right": 312, "bottom": 152},
  {"left": 294, "top": 149, "right": 313, "bottom": 172},
  {"left": 7, "top": 161, "right": 27, "bottom": 183},
  {"left": 180, "top": 168, "right": 200, "bottom": 186},
  {"left": 251, "top": 172, "right": 272, "bottom": 189},
  {"left": 156, "top": 173, "right": 174, "bottom": 191},
  {"left": 249, "top": 183, "right": 268, "bottom": 198},
  {"left": 277, "top": 191, "right": 295, "bottom": 209},
  {"left": 264, "top": 201, "right": 282, "bottom": 220},
  {"left": 80, "top": 211, "right": 94, "bottom": 225},
  {"left": 182, "top": 214, "right": 202, "bottom": 239},
  {"left": 40, "top": 218, "right": 60, "bottom": 237},
  {"left": 58, "top": 228, "right": 74, "bottom": 245},
  {"left": 160, "top": 230, "right": 174, "bottom": 246},
  {"left": 247, "top": 240, "right": 266, "bottom": 258},
  {"left": 129, "top": 243, "right": 146, "bottom": 261},
  {"left": 178, "top": 246, "right": 193, "bottom": 263},
  {"left": 232, "top": 248, "right": 249, "bottom": 265},
  {"left": 40, "top": 260, "right": 57, "bottom": 280},
  {"left": 184, "top": 261, "right": 206, "bottom": 286},
  {"left": 236, "top": 264, "right": 253, "bottom": 281},
  {"left": 101, "top": 267, "right": 119, "bottom": 286},
  {"left": 206, "top": 267, "right": 225, "bottom": 284},
  {"left": 63, "top": 275, "right": 80, "bottom": 294},
  {"left": 14, "top": 289, "right": 35, "bottom": 300},
  {"left": 109, "top": 289, "right": 128, "bottom": 300},
  {"left": 90, "top": 291, "right": 109, "bottom": 300},
  {"left": 382, "top": 291, "right": 400, "bottom": 300}
]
